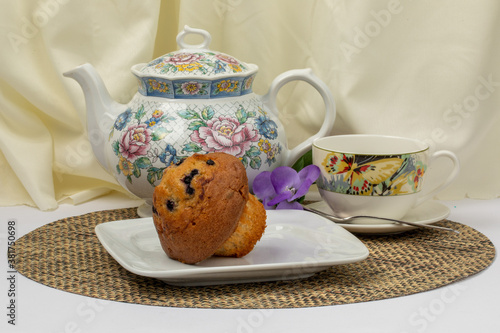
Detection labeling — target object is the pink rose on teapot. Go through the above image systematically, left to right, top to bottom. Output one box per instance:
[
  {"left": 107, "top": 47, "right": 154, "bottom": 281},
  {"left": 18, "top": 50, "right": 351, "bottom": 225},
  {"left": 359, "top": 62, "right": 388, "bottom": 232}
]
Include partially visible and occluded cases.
[
  {"left": 190, "top": 115, "right": 261, "bottom": 158},
  {"left": 119, "top": 124, "right": 152, "bottom": 162}
]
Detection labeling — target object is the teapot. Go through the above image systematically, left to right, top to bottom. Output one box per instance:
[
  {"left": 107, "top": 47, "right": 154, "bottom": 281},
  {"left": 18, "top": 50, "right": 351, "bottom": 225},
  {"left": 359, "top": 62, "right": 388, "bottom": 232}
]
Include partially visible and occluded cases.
[{"left": 64, "top": 26, "right": 336, "bottom": 216}]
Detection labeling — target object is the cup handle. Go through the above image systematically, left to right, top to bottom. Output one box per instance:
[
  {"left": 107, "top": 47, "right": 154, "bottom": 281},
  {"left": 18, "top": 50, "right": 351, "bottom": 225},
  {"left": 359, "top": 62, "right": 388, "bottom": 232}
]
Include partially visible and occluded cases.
[
  {"left": 262, "top": 68, "right": 336, "bottom": 167},
  {"left": 415, "top": 150, "right": 460, "bottom": 207}
]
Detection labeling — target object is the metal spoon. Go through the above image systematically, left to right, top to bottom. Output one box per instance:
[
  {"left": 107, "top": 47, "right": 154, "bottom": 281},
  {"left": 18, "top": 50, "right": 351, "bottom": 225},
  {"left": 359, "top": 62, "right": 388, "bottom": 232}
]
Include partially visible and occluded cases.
[{"left": 303, "top": 206, "right": 459, "bottom": 234}]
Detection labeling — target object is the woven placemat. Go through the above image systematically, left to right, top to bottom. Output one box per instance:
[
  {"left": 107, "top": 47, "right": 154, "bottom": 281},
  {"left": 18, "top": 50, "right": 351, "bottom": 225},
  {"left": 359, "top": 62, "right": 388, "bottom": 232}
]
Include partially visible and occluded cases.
[{"left": 12, "top": 208, "right": 495, "bottom": 309}]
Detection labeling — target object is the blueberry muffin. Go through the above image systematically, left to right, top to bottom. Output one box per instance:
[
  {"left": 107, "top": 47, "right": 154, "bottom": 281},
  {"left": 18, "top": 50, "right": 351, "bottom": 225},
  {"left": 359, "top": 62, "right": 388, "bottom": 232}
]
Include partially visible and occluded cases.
[
  {"left": 152, "top": 153, "right": 249, "bottom": 264},
  {"left": 214, "top": 193, "right": 267, "bottom": 258}
]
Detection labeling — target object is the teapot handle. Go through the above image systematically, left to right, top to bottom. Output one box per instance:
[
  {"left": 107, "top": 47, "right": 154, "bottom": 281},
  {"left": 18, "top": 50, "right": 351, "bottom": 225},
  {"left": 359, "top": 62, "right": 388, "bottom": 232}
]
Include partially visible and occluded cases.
[{"left": 263, "top": 68, "right": 336, "bottom": 167}]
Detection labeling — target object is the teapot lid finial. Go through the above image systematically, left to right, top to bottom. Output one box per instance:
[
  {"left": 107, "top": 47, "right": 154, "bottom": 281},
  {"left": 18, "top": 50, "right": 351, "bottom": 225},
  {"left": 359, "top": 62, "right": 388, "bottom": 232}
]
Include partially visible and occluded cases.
[{"left": 176, "top": 25, "right": 212, "bottom": 50}]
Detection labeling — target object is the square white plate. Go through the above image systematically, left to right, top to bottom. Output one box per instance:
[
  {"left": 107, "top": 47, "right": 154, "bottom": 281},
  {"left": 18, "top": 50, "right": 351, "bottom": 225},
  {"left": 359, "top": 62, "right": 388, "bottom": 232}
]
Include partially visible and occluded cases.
[{"left": 95, "top": 210, "right": 369, "bottom": 286}]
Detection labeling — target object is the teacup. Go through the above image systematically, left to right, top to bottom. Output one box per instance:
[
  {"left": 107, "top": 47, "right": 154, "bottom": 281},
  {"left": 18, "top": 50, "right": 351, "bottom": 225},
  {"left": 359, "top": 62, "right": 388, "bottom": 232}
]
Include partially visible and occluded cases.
[{"left": 312, "top": 135, "right": 460, "bottom": 220}]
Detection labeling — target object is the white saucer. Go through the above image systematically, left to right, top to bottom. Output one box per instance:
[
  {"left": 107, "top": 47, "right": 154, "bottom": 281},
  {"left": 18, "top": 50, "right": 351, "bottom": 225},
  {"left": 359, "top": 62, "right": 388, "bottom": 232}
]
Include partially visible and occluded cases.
[
  {"left": 305, "top": 200, "right": 450, "bottom": 234},
  {"left": 95, "top": 210, "right": 369, "bottom": 286}
]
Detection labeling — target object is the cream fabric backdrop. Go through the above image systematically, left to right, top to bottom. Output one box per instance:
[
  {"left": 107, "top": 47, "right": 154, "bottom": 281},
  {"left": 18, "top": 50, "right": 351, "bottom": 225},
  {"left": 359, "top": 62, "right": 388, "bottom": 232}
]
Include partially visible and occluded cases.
[{"left": 1, "top": 0, "right": 499, "bottom": 210}]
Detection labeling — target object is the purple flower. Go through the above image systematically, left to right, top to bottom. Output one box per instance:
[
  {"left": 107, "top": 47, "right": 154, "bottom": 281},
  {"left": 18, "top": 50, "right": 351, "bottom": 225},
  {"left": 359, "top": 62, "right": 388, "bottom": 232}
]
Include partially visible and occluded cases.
[{"left": 253, "top": 165, "right": 320, "bottom": 210}]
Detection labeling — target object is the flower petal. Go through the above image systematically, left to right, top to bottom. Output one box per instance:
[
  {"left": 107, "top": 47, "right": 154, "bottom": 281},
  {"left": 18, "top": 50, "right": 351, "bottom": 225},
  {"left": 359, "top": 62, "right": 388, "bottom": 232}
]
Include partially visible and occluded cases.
[
  {"left": 231, "top": 125, "right": 247, "bottom": 144},
  {"left": 211, "top": 130, "right": 234, "bottom": 147},
  {"left": 203, "top": 135, "right": 224, "bottom": 150},
  {"left": 220, "top": 145, "right": 242, "bottom": 157},
  {"left": 299, "top": 164, "right": 321, "bottom": 182},
  {"left": 291, "top": 165, "right": 321, "bottom": 200},
  {"left": 270, "top": 166, "right": 300, "bottom": 194},
  {"left": 253, "top": 171, "right": 275, "bottom": 200},
  {"left": 290, "top": 179, "right": 313, "bottom": 201},
  {"left": 268, "top": 190, "right": 293, "bottom": 206},
  {"left": 262, "top": 197, "right": 276, "bottom": 210},
  {"left": 276, "top": 200, "right": 303, "bottom": 210}
]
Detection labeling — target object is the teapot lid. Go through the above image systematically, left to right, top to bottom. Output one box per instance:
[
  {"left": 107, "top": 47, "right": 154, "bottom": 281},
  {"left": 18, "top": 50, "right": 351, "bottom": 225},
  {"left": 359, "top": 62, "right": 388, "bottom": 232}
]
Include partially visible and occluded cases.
[{"left": 132, "top": 26, "right": 258, "bottom": 99}]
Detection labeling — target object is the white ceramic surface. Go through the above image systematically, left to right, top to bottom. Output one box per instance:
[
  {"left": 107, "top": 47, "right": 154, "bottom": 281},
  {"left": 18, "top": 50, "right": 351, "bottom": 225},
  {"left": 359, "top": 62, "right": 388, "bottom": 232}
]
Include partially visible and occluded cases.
[
  {"left": 318, "top": 189, "right": 419, "bottom": 220},
  {"left": 306, "top": 200, "right": 450, "bottom": 234},
  {"left": 95, "top": 210, "right": 369, "bottom": 286}
]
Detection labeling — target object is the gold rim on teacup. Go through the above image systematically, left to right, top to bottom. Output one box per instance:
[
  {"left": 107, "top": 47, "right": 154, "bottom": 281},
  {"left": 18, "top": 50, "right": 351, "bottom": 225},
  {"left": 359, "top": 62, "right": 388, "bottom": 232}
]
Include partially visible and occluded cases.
[{"left": 313, "top": 135, "right": 429, "bottom": 155}]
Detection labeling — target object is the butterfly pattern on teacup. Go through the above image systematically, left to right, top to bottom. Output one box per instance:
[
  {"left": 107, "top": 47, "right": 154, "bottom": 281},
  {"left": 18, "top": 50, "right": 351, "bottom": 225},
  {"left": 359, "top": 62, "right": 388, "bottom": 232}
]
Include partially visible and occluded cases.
[{"left": 320, "top": 153, "right": 427, "bottom": 196}]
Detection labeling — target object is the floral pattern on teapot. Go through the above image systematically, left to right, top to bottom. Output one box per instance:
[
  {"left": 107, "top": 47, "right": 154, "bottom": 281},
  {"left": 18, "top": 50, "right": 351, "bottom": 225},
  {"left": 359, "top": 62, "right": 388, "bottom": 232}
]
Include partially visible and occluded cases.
[
  {"left": 137, "top": 51, "right": 257, "bottom": 99},
  {"left": 142, "top": 52, "right": 249, "bottom": 77},
  {"left": 138, "top": 74, "right": 256, "bottom": 99},
  {"left": 109, "top": 97, "right": 283, "bottom": 186}
]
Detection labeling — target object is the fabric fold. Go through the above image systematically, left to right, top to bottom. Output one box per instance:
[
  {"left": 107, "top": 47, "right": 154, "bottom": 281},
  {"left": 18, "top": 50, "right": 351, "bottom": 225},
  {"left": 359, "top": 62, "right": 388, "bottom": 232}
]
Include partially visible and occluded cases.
[{"left": 1, "top": 0, "right": 499, "bottom": 210}]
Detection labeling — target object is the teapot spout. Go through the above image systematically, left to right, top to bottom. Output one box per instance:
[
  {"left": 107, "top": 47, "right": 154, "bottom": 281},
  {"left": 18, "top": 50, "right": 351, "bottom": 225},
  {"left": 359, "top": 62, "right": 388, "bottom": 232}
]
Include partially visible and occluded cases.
[{"left": 64, "top": 63, "right": 126, "bottom": 169}]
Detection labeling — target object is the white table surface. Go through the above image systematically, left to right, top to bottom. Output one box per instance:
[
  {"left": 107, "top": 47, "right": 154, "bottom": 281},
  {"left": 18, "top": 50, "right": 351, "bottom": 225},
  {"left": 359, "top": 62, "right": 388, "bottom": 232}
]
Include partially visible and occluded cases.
[{"left": 1, "top": 192, "right": 499, "bottom": 333}]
